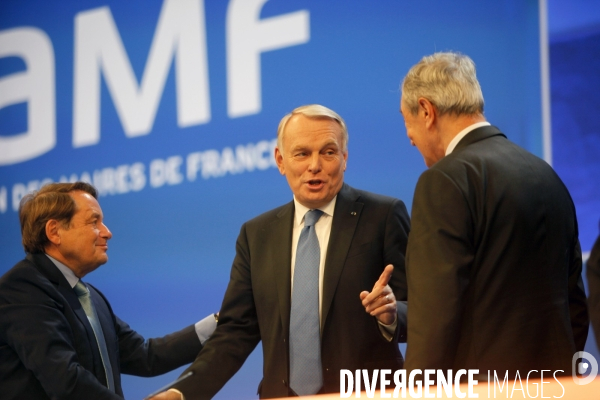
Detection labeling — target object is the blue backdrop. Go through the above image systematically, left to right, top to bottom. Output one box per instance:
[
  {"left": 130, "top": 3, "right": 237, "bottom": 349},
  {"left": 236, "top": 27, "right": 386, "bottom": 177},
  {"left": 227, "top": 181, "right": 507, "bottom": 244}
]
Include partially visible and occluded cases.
[
  {"left": 0, "top": 0, "right": 572, "bottom": 398},
  {"left": 548, "top": 0, "right": 600, "bottom": 370}
]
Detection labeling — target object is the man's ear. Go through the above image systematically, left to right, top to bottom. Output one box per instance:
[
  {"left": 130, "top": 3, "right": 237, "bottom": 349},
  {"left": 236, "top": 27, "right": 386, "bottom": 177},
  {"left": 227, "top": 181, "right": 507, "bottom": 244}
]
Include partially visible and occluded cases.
[
  {"left": 418, "top": 98, "right": 436, "bottom": 129},
  {"left": 274, "top": 147, "right": 285, "bottom": 175},
  {"left": 45, "top": 219, "right": 62, "bottom": 246}
]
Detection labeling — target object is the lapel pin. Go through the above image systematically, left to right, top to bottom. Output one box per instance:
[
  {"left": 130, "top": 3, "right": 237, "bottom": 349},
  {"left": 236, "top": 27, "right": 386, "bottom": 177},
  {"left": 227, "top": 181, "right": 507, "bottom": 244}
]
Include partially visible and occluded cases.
[{"left": 350, "top": 211, "right": 357, "bottom": 216}]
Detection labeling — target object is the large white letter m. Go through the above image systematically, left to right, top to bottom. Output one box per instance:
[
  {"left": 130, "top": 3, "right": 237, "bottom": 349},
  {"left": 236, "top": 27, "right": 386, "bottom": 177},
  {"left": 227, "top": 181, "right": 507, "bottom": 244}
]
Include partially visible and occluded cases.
[{"left": 73, "top": 0, "right": 211, "bottom": 147}]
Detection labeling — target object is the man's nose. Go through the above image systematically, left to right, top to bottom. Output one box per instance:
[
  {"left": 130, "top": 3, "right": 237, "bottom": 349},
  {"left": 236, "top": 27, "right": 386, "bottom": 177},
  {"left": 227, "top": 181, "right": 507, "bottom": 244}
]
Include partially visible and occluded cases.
[
  {"left": 308, "top": 153, "right": 322, "bottom": 172},
  {"left": 101, "top": 223, "right": 112, "bottom": 240}
]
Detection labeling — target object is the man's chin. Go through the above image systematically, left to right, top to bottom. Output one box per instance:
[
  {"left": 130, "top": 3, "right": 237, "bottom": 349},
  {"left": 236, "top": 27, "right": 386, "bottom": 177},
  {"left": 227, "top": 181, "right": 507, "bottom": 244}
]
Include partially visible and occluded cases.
[
  {"left": 297, "top": 194, "right": 331, "bottom": 209},
  {"left": 93, "top": 256, "right": 109, "bottom": 269},
  {"left": 78, "top": 261, "right": 106, "bottom": 278}
]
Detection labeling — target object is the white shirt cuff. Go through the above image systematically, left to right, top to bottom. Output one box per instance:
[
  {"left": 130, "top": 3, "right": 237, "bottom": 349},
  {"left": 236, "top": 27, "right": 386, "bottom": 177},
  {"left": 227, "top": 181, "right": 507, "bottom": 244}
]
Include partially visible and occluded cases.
[
  {"left": 194, "top": 313, "right": 217, "bottom": 344},
  {"left": 378, "top": 317, "right": 397, "bottom": 342}
]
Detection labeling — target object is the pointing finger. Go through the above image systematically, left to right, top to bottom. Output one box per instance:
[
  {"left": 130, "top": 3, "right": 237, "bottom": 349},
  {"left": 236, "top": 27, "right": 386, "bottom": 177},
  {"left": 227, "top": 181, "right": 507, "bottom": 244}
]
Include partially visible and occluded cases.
[{"left": 375, "top": 264, "right": 394, "bottom": 288}]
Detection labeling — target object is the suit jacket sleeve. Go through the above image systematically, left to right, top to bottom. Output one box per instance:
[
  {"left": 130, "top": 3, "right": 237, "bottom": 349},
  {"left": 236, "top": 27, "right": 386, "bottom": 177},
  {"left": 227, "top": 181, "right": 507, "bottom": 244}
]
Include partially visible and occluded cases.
[
  {"left": 405, "top": 168, "right": 473, "bottom": 370},
  {"left": 385, "top": 198, "right": 411, "bottom": 342},
  {"left": 174, "top": 222, "right": 262, "bottom": 399},
  {"left": 587, "top": 232, "right": 600, "bottom": 351},
  {"left": 568, "top": 237, "right": 589, "bottom": 352},
  {"left": 87, "top": 286, "right": 202, "bottom": 378},
  {"left": 115, "top": 317, "right": 202, "bottom": 377}
]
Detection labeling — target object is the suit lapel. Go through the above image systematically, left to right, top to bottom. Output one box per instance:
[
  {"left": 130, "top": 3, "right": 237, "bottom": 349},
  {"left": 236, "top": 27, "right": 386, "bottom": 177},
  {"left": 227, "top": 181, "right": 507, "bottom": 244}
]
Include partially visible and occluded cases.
[
  {"left": 321, "top": 184, "right": 362, "bottom": 332},
  {"left": 271, "top": 201, "right": 295, "bottom": 340},
  {"left": 27, "top": 253, "right": 107, "bottom": 383},
  {"left": 28, "top": 254, "right": 91, "bottom": 331}
]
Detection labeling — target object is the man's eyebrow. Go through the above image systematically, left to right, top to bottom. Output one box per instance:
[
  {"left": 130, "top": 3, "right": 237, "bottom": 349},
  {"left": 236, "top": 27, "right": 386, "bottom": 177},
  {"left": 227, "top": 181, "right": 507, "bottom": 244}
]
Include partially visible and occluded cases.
[
  {"left": 322, "top": 142, "right": 340, "bottom": 150},
  {"left": 290, "top": 144, "right": 308, "bottom": 152},
  {"left": 86, "top": 211, "right": 101, "bottom": 221}
]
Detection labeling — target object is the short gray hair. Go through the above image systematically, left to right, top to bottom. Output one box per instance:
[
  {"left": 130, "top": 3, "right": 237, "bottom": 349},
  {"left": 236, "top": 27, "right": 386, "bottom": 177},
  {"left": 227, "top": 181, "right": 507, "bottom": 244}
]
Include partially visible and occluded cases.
[
  {"left": 401, "top": 52, "right": 484, "bottom": 116},
  {"left": 277, "top": 104, "right": 348, "bottom": 152}
]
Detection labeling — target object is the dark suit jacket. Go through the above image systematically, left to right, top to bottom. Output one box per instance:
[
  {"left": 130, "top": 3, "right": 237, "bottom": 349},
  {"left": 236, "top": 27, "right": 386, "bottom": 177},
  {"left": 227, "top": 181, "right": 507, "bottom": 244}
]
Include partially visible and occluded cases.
[
  {"left": 405, "top": 125, "right": 589, "bottom": 374},
  {"left": 175, "top": 183, "right": 410, "bottom": 399},
  {"left": 586, "top": 222, "right": 600, "bottom": 350},
  {"left": 0, "top": 253, "right": 203, "bottom": 400}
]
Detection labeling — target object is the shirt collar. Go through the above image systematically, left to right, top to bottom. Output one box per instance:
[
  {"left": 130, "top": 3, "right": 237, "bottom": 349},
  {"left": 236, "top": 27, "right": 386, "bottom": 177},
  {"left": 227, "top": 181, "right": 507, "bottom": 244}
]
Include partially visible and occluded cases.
[
  {"left": 445, "top": 121, "right": 491, "bottom": 156},
  {"left": 293, "top": 195, "right": 337, "bottom": 225},
  {"left": 45, "top": 254, "right": 79, "bottom": 288}
]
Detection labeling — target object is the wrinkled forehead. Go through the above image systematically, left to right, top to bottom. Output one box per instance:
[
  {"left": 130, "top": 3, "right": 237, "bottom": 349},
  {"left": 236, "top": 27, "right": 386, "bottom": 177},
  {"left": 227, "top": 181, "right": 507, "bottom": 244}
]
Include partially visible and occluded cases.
[
  {"left": 285, "top": 114, "right": 343, "bottom": 139},
  {"left": 69, "top": 191, "right": 102, "bottom": 216}
]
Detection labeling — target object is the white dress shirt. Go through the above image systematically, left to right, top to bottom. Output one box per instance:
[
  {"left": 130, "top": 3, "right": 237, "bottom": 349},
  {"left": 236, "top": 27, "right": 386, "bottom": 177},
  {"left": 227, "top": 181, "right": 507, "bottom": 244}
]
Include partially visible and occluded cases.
[
  {"left": 445, "top": 121, "right": 491, "bottom": 155},
  {"left": 290, "top": 196, "right": 337, "bottom": 320}
]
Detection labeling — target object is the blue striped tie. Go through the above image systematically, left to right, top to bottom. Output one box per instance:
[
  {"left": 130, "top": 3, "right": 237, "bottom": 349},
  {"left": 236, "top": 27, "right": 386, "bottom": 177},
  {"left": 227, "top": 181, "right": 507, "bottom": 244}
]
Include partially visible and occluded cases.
[
  {"left": 290, "top": 209, "right": 324, "bottom": 395},
  {"left": 74, "top": 280, "right": 115, "bottom": 392}
]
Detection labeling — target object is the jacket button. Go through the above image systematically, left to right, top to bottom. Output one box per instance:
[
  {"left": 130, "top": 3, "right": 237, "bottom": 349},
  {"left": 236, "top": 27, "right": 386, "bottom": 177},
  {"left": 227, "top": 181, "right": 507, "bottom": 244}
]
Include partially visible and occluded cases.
[{"left": 282, "top": 380, "right": 288, "bottom": 387}]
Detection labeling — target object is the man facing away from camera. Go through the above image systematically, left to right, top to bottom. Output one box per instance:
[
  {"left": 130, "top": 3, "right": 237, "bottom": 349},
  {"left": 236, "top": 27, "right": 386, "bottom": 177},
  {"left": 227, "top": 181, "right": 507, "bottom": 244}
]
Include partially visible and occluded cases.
[{"left": 399, "top": 52, "right": 588, "bottom": 377}]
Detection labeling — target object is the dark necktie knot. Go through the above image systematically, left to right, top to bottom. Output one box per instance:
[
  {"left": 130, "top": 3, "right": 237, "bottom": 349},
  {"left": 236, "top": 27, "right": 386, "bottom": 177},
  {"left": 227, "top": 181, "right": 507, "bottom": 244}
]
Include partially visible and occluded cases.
[
  {"left": 304, "top": 209, "right": 324, "bottom": 228},
  {"left": 74, "top": 280, "right": 89, "bottom": 297}
]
